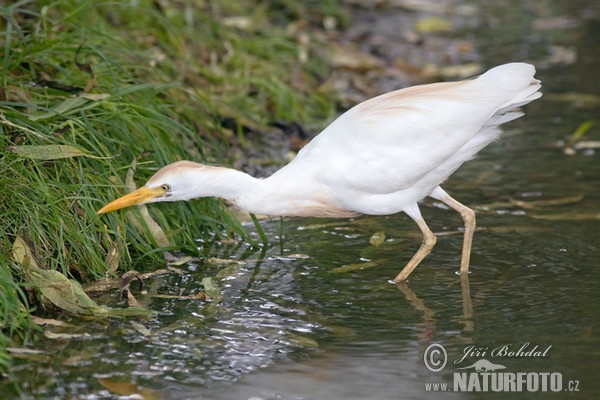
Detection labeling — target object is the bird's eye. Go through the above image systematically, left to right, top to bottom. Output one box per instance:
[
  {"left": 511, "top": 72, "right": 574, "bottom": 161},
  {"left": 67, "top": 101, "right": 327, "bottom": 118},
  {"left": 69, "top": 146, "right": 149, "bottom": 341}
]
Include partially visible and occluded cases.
[{"left": 161, "top": 184, "right": 170, "bottom": 192}]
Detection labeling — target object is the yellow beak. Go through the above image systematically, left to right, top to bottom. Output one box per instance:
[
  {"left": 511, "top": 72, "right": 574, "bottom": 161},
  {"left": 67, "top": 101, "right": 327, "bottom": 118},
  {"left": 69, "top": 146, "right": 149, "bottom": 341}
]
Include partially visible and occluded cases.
[{"left": 97, "top": 186, "right": 163, "bottom": 214}]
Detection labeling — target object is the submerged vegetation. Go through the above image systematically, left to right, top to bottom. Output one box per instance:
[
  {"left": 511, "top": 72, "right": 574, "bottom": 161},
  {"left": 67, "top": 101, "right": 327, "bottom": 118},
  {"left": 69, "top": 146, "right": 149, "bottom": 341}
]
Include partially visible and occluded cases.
[{"left": 0, "top": 0, "right": 343, "bottom": 374}]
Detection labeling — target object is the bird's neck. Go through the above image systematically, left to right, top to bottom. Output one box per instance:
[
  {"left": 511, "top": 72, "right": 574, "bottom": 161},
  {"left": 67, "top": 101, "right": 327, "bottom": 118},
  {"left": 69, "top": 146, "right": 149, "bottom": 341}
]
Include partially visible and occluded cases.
[
  {"left": 194, "top": 166, "right": 288, "bottom": 215},
  {"left": 198, "top": 166, "right": 262, "bottom": 208},
  {"left": 216, "top": 166, "right": 356, "bottom": 218},
  {"left": 214, "top": 167, "right": 288, "bottom": 215}
]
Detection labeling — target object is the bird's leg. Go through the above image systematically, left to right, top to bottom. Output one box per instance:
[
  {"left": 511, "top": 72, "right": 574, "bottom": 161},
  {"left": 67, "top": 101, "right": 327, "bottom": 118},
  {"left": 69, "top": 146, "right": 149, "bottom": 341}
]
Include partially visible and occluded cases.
[
  {"left": 430, "top": 187, "right": 476, "bottom": 275},
  {"left": 393, "top": 207, "right": 437, "bottom": 282}
]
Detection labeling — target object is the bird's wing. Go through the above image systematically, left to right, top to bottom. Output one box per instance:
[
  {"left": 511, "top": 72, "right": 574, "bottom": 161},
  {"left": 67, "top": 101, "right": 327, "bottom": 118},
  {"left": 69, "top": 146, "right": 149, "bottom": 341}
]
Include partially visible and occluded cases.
[{"left": 295, "top": 63, "right": 540, "bottom": 196}]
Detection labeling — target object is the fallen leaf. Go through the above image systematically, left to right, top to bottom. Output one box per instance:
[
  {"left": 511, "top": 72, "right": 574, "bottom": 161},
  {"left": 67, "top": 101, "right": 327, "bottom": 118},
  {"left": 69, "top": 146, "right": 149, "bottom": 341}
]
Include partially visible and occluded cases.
[
  {"left": 222, "top": 16, "right": 254, "bottom": 30},
  {"left": 414, "top": 16, "right": 453, "bottom": 34},
  {"left": 329, "top": 43, "right": 383, "bottom": 72},
  {"left": 80, "top": 93, "right": 110, "bottom": 101},
  {"left": 29, "top": 97, "right": 89, "bottom": 121},
  {"left": 568, "top": 120, "right": 595, "bottom": 145},
  {"left": 574, "top": 141, "right": 600, "bottom": 150},
  {"left": 6, "top": 144, "right": 106, "bottom": 160},
  {"left": 509, "top": 194, "right": 584, "bottom": 209},
  {"left": 530, "top": 212, "right": 600, "bottom": 221},
  {"left": 486, "top": 226, "right": 550, "bottom": 234},
  {"left": 369, "top": 231, "right": 386, "bottom": 247},
  {"left": 12, "top": 235, "right": 40, "bottom": 269},
  {"left": 14, "top": 235, "right": 150, "bottom": 317},
  {"left": 104, "top": 243, "right": 120, "bottom": 273},
  {"left": 166, "top": 255, "right": 197, "bottom": 266},
  {"left": 205, "top": 257, "right": 245, "bottom": 265},
  {"left": 330, "top": 261, "right": 379, "bottom": 273},
  {"left": 25, "top": 266, "right": 109, "bottom": 316},
  {"left": 201, "top": 277, "right": 222, "bottom": 302},
  {"left": 153, "top": 292, "right": 208, "bottom": 301},
  {"left": 31, "top": 316, "right": 74, "bottom": 327},
  {"left": 130, "top": 321, "right": 152, "bottom": 337},
  {"left": 44, "top": 331, "right": 93, "bottom": 340},
  {"left": 286, "top": 332, "right": 319, "bottom": 349},
  {"left": 6, "top": 347, "right": 45, "bottom": 355},
  {"left": 98, "top": 378, "right": 162, "bottom": 400}
]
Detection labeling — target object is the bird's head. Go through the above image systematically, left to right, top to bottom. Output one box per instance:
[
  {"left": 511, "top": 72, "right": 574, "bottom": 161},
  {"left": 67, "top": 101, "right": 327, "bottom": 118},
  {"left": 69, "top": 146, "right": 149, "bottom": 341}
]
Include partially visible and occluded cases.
[{"left": 97, "top": 161, "right": 209, "bottom": 214}]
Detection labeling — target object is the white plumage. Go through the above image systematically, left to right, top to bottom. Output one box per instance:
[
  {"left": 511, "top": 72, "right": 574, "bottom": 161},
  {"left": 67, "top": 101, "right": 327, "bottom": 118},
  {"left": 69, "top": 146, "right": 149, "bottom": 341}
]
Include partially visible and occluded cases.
[{"left": 99, "top": 62, "right": 542, "bottom": 282}]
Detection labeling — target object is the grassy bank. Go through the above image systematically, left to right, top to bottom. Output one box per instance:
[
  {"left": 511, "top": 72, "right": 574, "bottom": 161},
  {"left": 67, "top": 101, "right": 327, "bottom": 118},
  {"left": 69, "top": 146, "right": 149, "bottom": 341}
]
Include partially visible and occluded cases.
[{"left": 0, "top": 0, "right": 342, "bottom": 375}]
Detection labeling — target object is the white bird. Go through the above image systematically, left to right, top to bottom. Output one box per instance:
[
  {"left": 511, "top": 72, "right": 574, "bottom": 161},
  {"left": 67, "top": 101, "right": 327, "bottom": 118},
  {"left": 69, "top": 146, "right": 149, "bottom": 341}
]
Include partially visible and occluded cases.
[{"left": 98, "top": 62, "right": 542, "bottom": 282}]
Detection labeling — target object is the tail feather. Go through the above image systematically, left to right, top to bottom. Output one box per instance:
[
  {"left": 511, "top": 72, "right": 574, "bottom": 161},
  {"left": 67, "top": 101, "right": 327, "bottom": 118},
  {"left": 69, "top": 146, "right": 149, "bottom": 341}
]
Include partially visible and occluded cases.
[{"left": 478, "top": 63, "right": 542, "bottom": 127}]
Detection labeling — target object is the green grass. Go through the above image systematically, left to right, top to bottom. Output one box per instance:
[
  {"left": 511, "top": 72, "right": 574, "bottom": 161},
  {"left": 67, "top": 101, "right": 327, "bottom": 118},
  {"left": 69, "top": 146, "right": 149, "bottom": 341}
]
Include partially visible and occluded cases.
[{"left": 0, "top": 0, "right": 343, "bottom": 376}]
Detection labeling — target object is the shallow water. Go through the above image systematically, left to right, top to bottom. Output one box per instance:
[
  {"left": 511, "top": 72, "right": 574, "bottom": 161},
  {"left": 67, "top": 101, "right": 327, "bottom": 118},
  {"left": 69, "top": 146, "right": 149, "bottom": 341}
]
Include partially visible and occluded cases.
[{"left": 7, "top": 1, "right": 600, "bottom": 399}]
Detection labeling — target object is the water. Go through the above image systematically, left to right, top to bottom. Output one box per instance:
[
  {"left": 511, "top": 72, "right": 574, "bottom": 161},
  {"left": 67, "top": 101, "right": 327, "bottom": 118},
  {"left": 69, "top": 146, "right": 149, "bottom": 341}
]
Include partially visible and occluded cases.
[{"left": 7, "top": 1, "right": 600, "bottom": 399}]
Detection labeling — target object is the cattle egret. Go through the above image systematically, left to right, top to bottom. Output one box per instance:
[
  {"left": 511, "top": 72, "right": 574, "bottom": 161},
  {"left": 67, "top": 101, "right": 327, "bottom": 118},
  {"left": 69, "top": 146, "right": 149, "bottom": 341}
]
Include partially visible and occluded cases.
[{"left": 98, "top": 62, "right": 542, "bottom": 282}]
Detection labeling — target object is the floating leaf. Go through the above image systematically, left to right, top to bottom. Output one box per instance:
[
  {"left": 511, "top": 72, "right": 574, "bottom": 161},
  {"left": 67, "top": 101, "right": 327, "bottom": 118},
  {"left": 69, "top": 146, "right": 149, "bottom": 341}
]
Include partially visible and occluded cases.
[
  {"left": 439, "top": 63, "right": 483, "bottom": 79},
  {"left": 569, "top": 120, "right": 595, "bottom": 145},
  {"left": 574, "top": 141, "right": 600, "bottom": 150},
  {"left": 6, "top": 144, "right": 107, "bottom": 160},
  {"left": 509, "top": 194, "right": 584, "bottom": 209},
  {"left": 530, "top": 212, "right": 600, "bottom": 221},
  {"left": 486, "top": 226, "right": 550, "bottom": 234},
  {"left": 369, "top": 231, "right": 386, "bottom": 247},
  {"left": 166, "top": 255, "right": 197, "bottom": 266},
  {"left": 205, "top": 257, "right": 245, "bottom": 265},
  {"left": 330, "top": 261, "right": 379, "bottom": 274},
  {"left": 201, "top": 277, "right": 222, "bottom": 302},
  {"left": 153, "top": 292, "right": 207, "bottom": 301},
  {"left": 103, "top": 307, "right": 153, "bottom": 317},
  {"left": 31, "top": 316, "right": 74, "bottom": 327},
  {"left": 130, "top": 321, "right": 152, "bottom": 337},
  {"left": 44, "top": 331, "right": 93, "bottom": 340},
  {"left": 286, "top": 332, "right": 319, "bottom": 349},
  {"left": 6, "top": 347, "right": 45, "bottom": 355},
  {"left": 98, "top": 378, "right": 161, "bottom": 400}
]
